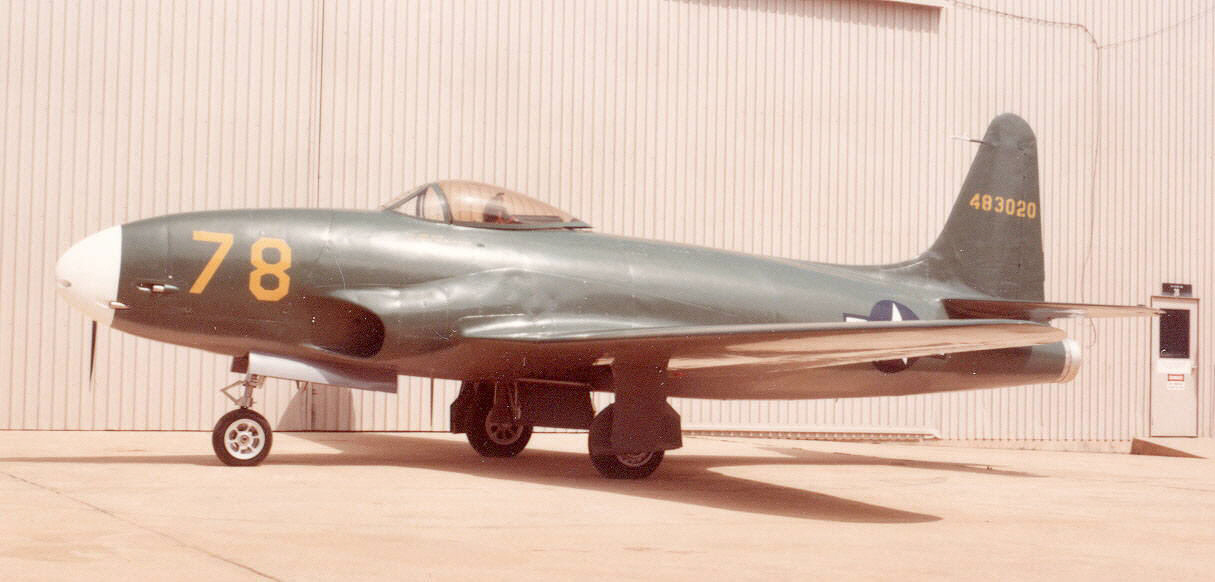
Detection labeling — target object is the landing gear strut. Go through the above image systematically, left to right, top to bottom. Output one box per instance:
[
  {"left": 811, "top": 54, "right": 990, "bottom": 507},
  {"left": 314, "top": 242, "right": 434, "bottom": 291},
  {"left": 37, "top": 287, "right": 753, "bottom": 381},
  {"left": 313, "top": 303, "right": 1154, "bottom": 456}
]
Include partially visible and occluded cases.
[{"left": 211, "top": 374, "right": 273, "bottom": 466}]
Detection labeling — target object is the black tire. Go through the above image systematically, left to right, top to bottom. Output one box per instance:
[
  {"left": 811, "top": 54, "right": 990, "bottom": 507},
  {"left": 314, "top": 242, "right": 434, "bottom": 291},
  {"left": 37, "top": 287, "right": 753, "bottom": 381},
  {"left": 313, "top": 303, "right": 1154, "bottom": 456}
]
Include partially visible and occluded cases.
[
  {"left": 465, "top": 390, "right": 532, "bottom": 458},
  {"left": 587, "top": 405, "right": 664, "bottom": 479},
  {"left": 212, "top": 408, "right": 273, "bottom": 467},
  {"left": 590, "top": 449, "right": 665, "bottom": 479}
]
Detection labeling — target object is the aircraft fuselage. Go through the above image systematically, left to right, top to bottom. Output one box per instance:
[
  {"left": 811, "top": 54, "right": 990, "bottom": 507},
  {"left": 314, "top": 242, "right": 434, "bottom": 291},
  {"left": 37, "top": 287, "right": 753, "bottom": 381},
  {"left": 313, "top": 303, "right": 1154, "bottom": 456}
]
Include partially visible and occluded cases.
[{"left": 99, "top": 209, "right": 1072, "bottom": 400}]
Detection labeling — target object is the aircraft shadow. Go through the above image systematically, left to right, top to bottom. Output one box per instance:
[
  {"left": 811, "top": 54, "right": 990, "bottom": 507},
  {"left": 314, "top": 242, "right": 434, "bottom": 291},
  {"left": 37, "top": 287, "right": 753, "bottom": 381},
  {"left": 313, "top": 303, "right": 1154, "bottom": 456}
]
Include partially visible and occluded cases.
[
  {"left": 0, "top": 434, "right": 1040, "bottom": 523},
  {"left": 755, "top": 445, "right": 1038, "bottom": 478}
]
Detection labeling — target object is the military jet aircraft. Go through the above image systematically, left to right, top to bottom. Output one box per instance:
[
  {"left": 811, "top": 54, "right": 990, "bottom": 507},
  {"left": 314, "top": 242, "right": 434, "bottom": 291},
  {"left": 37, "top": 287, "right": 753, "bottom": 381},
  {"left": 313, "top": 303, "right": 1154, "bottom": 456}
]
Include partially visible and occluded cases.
[{"left": 56, "top": 114, "right": 1154, "bottom": 478}]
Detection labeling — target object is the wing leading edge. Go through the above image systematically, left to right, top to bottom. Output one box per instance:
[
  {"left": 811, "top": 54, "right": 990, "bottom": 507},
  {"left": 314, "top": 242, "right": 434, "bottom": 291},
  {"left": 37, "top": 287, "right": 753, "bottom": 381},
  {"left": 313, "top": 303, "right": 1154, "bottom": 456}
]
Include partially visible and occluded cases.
[{"left": 461, "top": 318, "right": 1066, "bottom": 372}]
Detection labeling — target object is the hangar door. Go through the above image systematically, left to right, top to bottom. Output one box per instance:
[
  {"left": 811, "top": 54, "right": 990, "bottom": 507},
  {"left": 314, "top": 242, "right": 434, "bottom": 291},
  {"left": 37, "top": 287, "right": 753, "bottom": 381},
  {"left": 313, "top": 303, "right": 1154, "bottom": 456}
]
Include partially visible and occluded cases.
[{"left": 1150, "top": 297, "right": 1199, "bottom": 437}]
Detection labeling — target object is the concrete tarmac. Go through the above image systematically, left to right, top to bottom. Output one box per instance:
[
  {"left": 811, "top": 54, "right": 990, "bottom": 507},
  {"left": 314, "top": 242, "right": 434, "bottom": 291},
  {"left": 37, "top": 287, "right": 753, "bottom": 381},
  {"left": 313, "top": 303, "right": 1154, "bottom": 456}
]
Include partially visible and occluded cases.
[{"left": 1, "top": 431, "right": 1212, "bottom": 581}]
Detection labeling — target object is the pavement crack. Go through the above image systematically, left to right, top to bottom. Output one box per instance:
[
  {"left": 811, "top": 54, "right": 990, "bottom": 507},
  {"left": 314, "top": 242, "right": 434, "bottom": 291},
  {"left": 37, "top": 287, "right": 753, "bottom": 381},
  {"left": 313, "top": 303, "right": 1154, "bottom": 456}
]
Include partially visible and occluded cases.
[{"left": 0, "top": 469, "right": 282, "bottom": 581}]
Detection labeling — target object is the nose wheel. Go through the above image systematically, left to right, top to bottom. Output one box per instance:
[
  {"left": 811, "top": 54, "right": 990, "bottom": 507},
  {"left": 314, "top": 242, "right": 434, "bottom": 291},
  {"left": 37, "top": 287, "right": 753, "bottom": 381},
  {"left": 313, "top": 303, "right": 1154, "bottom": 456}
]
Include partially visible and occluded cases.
[
  {"left": 211, "top": 374, "right": 273, "bottom": 466},
  {"left": 212, "top": 408, "right": 273, "bottom": 466}
]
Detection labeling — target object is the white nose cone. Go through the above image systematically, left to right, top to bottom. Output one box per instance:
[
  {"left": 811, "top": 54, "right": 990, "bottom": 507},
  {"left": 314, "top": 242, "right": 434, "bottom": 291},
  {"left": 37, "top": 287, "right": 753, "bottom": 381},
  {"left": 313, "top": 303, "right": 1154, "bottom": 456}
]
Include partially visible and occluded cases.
[{"left": 56, "top": 225, "right": 122, "bottom": 326}]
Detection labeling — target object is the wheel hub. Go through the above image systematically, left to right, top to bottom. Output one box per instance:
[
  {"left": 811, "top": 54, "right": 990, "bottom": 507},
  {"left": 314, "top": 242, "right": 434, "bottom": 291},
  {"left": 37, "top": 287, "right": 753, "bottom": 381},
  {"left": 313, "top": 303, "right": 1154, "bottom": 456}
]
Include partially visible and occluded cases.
[
  {"left": 485, "top": 418, "right": 523, "bottom": 445},
  {"left": 224, "top": 419, "right": 265, "bottom": 460},
  {"left": 616, "top": 451, "right": 654, "bottom": 468}
]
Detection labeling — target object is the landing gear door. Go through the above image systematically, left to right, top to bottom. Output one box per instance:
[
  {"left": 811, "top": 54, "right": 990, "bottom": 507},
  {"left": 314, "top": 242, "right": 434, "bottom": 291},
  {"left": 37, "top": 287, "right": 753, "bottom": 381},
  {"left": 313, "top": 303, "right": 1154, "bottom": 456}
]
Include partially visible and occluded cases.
[{"left": 1150, "top": 297, "right": 1198, "bottom": 437}]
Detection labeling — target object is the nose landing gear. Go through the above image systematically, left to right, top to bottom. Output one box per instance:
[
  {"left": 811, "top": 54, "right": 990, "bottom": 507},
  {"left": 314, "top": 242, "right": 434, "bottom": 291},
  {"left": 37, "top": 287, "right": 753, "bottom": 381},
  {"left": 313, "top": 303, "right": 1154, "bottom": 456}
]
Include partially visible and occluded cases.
[{"left": 211, "top": 374, "right": 273, "bottom": 466}]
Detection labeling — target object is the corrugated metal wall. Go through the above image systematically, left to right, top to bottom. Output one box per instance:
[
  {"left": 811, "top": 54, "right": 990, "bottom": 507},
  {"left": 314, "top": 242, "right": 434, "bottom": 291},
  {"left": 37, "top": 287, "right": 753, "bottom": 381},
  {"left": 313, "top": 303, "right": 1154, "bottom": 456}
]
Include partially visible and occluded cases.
[
  {"left": 1, "top": 0, "right": 319, "bottom": 430},
  {"left": 2, "top": 0, "right": 1211, "bottom": 439}
]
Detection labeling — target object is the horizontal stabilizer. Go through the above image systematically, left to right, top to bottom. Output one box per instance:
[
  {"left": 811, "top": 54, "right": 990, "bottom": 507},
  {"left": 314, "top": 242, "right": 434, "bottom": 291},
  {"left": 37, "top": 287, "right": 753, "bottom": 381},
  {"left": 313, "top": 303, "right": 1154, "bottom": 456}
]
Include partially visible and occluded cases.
[
  {"left": 943, "top": 298, "right": 1160, "bottom": 322},
  {"left": 462, "top": 318, "right": 1065, "bottom": 371}
]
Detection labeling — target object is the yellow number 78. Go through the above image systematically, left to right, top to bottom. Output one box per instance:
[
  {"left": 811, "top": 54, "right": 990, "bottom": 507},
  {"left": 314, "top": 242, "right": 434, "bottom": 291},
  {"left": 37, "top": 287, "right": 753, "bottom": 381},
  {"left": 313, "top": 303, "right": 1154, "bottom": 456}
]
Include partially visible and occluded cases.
[{"left": 189, "top": 231, "right": 292, "bottom": 301}]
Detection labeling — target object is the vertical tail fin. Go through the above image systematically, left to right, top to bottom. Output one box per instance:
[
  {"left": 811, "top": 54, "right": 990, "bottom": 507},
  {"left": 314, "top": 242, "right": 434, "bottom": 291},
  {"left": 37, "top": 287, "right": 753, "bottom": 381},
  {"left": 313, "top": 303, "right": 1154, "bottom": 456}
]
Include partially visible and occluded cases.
[{"left": 914, "top": 113, "right": 1045, "bottom": 301}]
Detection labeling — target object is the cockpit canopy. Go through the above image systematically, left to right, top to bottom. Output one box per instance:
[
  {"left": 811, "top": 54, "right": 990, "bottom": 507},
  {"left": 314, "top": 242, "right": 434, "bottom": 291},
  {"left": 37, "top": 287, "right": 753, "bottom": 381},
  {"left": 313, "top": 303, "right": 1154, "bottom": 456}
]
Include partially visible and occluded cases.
[{"left": 382, "top": 180, "right": 590, "bottom": 230}]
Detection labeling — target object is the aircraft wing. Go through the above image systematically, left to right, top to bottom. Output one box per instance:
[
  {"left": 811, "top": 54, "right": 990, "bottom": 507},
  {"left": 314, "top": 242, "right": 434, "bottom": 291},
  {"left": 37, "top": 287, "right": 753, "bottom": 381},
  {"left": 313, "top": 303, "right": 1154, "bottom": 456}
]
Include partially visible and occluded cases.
[
  {"left": 943, "top": 298, "right": 1160, "bottom": 322},
  {"left": 461, "top": 318, "right": 1065, "bottom": 371}
]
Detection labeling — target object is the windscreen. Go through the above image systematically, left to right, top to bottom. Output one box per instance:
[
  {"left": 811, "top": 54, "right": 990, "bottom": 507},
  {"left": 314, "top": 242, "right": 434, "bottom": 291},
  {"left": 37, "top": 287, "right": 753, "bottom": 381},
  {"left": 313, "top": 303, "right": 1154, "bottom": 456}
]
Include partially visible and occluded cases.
[{"left": 381, "top": 184, "right": 448, "bottom": 222}]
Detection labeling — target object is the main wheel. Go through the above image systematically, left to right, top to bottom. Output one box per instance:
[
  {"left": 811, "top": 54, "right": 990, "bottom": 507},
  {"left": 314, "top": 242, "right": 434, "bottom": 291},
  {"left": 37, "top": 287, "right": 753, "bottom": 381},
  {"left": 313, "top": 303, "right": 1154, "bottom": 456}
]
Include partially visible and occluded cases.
[
  {"left": 465, "top": 390, "right": 532, "bottom": 458},
  {"left": 587, "top": 405, "right": 664, "bottom": 479},
  {"left": 212, "top": 408, "right": 273, "bottom": 466},
  {"left": 590, "top": 449, "right": 665, "bottom": 479}
]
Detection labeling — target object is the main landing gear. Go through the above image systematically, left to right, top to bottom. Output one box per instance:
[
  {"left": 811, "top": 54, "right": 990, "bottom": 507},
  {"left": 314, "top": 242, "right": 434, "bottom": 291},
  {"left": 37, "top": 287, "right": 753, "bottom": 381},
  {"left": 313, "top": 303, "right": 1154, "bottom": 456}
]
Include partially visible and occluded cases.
[
  {"left": 211, "top": 374, "right": 273, "bottom": 466},
  {"left": 450, "top": 379, "right": 677, "bottom": 479},
  {"left": 450, "top": 381, "right": 535, "bottom": 457},
  {"left": 464, "top": 381, "right": 533, "bottom": 457},
  {"left": 587, "top": 404, "right": 665, "bottom": 479}
]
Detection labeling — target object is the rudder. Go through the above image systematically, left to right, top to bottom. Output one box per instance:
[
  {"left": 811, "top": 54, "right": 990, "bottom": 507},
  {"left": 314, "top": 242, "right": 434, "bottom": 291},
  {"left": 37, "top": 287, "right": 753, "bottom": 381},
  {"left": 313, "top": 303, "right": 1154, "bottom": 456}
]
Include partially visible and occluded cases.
[{"left": 914, "top": 113, "right": 1045, "bottom": 301}]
